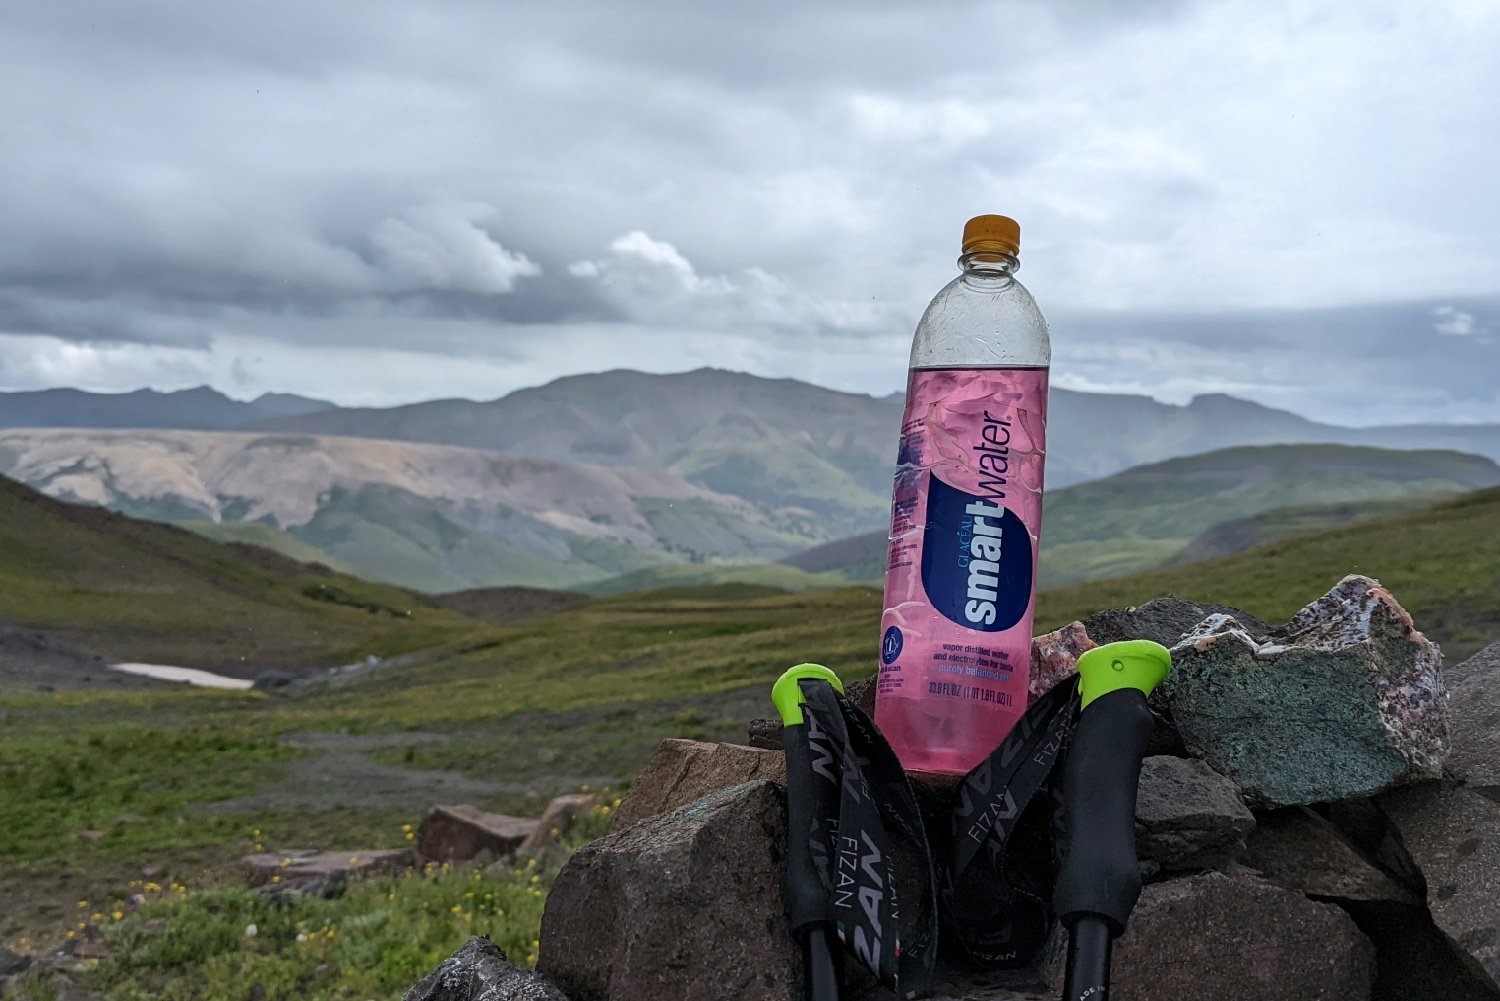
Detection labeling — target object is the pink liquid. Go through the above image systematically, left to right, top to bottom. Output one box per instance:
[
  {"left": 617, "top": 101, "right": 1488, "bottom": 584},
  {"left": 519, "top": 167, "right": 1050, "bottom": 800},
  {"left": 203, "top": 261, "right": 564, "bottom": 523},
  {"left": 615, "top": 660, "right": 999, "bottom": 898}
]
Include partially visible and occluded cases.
[{"left": 874, "top": 366, "right": 1048, "bottom": 776}]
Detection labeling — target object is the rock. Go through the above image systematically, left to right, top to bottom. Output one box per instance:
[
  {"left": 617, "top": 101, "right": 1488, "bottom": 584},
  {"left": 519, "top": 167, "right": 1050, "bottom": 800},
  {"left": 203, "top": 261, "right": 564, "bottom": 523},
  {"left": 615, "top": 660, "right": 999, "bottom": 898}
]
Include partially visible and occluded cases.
[
  {"left": 1165, "top": 575, "right": 1447, "bottom": 807},
  {"left": 1083, "top": 596, "right": 1271, "bottom": 649},
  {"left": 1028, "top": 621, "right": 1096, "bottom": 701},
  {"left": 1446, "top": 641, "right": 1500, "bottom": 787},
  {"left": 251, "top": 669, "right": 298, "bottom": 690},
  {"left": 745, "top": 717, "right": 782, "bottom": 750},
  {"left": 610, "top": 739, "right": 785, "bottom": 832},
  {"left": 1134, "top": 756, "right": 1255, "bottom": 873},
  {"left": 540, "top": 780, "right": 793, "bottom": 1001},
  {"left": 1379, "top": 782, "right": 1500, "bottom": 987},
  {"left": 518, "top": 793, "right": 598, "bottom": 852},
  {"left": 419, "top": 806, "right": 540, "bottom": 864},
  {"left": 1238, "top": 807, "right": 1420, "bottom": 906},
  {"left": 242, "top": 848, "right": 411, "bottom": 896},
  {"left": 1043, "top": 870, "right": 1374, "bottom": 1000},
  {"left": 1348, "top": 906, "right": 1500, "bottom": 1001},
  {"left": 404, "top": 936, "right": 569, "bottom": 1001},
  {"left": 0, "top": 947, "right": 31, "bottom": 976}
]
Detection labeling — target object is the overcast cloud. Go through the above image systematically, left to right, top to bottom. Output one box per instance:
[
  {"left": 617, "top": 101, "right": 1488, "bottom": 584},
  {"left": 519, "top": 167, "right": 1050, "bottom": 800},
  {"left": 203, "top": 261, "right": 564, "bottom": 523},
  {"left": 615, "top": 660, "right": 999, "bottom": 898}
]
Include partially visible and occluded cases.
[{"left": 0, "top": 0, "right": 1497, "bottom": 424}]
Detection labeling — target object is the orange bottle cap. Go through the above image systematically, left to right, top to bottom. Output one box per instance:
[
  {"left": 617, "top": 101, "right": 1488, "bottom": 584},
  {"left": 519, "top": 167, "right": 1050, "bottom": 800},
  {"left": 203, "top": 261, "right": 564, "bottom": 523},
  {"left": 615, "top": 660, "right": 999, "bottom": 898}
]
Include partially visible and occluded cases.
[{"left": 962, "top": 214, "right": 1021, "bottom": 256}]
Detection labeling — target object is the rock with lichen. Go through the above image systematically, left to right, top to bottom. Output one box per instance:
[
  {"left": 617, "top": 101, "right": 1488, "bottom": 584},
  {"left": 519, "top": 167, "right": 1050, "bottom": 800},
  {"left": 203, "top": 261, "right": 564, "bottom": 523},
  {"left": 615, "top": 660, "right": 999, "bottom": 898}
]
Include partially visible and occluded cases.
[{"left": 1164, "top": 575, "right": 1447, "bottom": 808}]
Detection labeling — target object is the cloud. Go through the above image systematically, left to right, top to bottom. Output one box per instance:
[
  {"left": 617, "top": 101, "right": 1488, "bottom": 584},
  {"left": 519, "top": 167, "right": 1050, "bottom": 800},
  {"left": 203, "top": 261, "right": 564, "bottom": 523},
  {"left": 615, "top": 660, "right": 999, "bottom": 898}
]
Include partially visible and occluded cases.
[
  {"left": 0, "top": 0, "right": 1497, "bottom": 426},
  {"left": 370, "top": 202, "right": 540, "bottom": 295},
  {"left": 1433, "top": 305, "right": 1477, "bottom": 336}
]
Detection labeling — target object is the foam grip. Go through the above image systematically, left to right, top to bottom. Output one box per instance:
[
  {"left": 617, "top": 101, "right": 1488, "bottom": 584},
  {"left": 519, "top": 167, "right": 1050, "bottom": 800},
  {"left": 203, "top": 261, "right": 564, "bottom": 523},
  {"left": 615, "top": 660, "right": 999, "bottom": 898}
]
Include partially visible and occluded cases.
[{"left": 1051, "top": 688, "right": 1155, "bottom": 935}]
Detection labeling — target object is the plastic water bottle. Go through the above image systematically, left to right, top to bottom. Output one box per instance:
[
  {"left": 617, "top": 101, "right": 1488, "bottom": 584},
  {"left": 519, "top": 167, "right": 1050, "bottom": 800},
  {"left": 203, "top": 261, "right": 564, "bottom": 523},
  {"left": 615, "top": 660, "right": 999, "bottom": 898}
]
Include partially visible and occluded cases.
[{"left": 874, "top": 214, "right": 1050, "bottom": 776}]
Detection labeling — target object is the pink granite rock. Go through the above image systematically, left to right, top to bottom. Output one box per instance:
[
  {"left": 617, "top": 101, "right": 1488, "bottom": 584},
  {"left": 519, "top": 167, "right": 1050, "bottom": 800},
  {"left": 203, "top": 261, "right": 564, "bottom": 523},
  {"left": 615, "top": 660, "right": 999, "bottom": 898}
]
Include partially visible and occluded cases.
[{"left": 1028, "top": 621, "right": 1096, "bottom": 702}]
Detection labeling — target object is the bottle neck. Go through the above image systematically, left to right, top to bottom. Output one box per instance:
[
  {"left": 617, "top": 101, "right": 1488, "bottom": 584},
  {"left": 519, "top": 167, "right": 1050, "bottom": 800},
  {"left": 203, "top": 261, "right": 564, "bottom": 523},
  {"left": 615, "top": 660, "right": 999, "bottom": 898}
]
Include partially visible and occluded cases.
[{"left": 958, "top": 250, "right": 1020, "bottom": 288}]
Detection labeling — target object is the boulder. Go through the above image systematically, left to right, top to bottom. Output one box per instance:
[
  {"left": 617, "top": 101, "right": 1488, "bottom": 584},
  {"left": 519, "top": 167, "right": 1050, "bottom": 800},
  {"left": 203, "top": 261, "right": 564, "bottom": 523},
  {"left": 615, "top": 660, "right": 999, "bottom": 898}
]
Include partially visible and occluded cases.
[
  {"left": 1165, "top": 575, "right": 1447, "bottom": 807},
  {"left": 1083, "top": 596, "right": 1271, "bottom": 649},
  {"left": 1445, "top": 641, "right": 1500, "bottom": 788},
  {"left": 610, "top": 739, "right": 785, "bottom": 831},
  {"left": 1134, "top": 756, "right": 1255, "bottom": 874},
  {"left": 540, "top": 780, "right": 794, "bottom": 1001},
  {"left": 1379, "top": 782, "right": 1500, "bottom": 987},
  {"left": 519, "top": 793, "right": 599, "bottom": 852},
  {"left": 419, "top": 805, "right": 540, "bottom": 864},
  {"left": 1238, "top": 807, "right": 1419, "bottom": 907},
  {"left": 242, "top": 848, "right": 411, "bottom": 896},
  {"left": 1043, "top": 870, "right": 1374, "bottom": 1000},
  {"left": 404, "top": 936, "right": 569, "bottom": 1001}
]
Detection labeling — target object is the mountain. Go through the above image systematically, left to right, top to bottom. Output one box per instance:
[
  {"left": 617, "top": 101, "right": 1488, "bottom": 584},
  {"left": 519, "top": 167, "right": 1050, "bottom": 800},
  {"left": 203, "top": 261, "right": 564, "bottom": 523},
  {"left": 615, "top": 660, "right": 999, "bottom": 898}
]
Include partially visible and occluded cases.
[
  {"left": 249, "top": 368, "right": 1500, "bottom": 521},
  {"left": 0, "top": 386, "right": 335, "bottom": 430},
  {"left": 0, "top": 429, "right": 812, "bottom": 593},
  {"left": 776, "top": 444, "right": 1500, "bottom": 587},
  {"left": 0, "top": 473, "right": 475, "bottom": 672}
]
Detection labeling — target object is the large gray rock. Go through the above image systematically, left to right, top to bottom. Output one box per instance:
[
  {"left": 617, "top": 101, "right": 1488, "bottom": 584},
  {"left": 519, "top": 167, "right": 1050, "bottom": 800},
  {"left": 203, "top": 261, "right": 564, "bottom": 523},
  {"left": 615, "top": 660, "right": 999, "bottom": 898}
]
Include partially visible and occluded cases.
[
  {"left": 1165, "top": 575, "right": 1447, "bottom": 807},
  {"left": 1083, "top": 596, "right": 1271, "bottom": 649},
  {"left": 1446, "top": 641, "right": 1500, "bottom": 788},
  {"left": 610, "top": 739, "right": 785, "bottom": 831},
  {"left": 1134, "top": 756, "right": 1255, "bottom": 874},
  {"left": 540, "top": 780, "right": 794, "bottom": 1001},
  {"left": 1379, "top": 782, "right": 1500, "bottom": 987},
  {"left": 419, "top": 805, "right": 539, "bottom": 864},
  {"left": 1238, "top": 807, "right": 1419, "bottom": 906},
  {"left": 1043, "top": 871, "right": 1374, "bottom": 1000},
  {"left": 404, "top": 936, "right": 569, "bottom": 1001}
]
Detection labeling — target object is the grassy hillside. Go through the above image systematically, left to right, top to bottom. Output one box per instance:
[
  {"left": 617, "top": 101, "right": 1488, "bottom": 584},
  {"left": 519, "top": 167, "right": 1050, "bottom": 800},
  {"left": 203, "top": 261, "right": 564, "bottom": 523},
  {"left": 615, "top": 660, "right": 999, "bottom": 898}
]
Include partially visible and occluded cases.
[
  {"left": 1038, "top": 443, "right": 1500, "bottom": 586},
  {"left": 774, "top": 445, "right": 1500, "bottom": 589},
  {"left": 0, "top": 474, "right": 477, "bottom": 671},
  {"left": 1037, "top": 486, "right": 1500, "bottom": 661},
  {"left": 4, "top": 488, "right": 1496, "bottom": 978},
  {"left": 579, "top": 561, "right": 846, "bottom": 597}
]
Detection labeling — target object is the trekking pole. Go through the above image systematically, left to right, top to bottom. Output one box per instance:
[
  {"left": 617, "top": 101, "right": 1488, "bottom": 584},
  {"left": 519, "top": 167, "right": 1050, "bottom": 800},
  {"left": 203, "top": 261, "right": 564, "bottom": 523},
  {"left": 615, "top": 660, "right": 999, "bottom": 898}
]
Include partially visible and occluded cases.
[
  {"left": 1051, "top": 640, "right": 1172, "bottom": 1001},
  {"left": 773, "top": 664, "right": 846, "bottom": 1001}
]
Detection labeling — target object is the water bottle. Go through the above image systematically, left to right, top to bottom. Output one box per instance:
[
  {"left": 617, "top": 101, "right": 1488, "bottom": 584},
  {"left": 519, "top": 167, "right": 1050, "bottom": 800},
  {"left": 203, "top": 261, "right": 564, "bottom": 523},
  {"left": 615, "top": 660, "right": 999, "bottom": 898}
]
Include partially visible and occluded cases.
[{"left": 874, "top": 214, "right": 1050, "bottom": 776}]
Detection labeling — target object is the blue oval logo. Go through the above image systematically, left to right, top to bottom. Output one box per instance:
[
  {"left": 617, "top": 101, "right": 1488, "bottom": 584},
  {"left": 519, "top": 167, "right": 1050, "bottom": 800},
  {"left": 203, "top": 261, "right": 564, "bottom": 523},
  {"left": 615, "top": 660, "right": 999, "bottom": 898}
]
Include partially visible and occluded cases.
[
  {"left": 919, "top": 474, "right": 1033, "bottom": 632},
  {"left": 881, "top": 626, "right": 904, "bottom": 665}
]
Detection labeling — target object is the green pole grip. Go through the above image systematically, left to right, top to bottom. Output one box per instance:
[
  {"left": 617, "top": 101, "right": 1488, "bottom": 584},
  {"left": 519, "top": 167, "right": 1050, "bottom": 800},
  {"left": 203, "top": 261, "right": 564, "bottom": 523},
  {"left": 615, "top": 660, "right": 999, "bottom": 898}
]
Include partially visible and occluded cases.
[
  {"left": 1075, "top": 639, "right": 1172, "bottom": 711},
  {"left": 771, "top": 663, "right": 844, "bottom": 726}
]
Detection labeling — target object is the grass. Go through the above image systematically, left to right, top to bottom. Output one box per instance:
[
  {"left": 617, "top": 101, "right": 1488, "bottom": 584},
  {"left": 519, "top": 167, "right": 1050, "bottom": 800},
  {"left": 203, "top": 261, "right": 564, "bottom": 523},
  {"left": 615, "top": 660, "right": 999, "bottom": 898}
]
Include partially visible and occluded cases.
[
  {"left": 0, "top": 475, "right": 481, "bottom": 669},
  {"left": 2, "top": 484, "right": 1497, "bottom": 995},
  {"left": 14, "top": 806, "right": 614, "bottom": 1001}
]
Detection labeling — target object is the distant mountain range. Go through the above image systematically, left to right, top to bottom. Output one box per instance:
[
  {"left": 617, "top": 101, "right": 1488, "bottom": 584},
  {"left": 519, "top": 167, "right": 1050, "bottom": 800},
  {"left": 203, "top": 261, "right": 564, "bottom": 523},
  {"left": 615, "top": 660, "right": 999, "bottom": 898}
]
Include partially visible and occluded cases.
[
  {"left": 1, "top": 369, "right": 1497, "bottom": 594},
  {"left": 0, "top": 386, "right": 334, "bottom": 430},
  {"left": 0, "top": 429, "right": 808, "bottom": 593}
]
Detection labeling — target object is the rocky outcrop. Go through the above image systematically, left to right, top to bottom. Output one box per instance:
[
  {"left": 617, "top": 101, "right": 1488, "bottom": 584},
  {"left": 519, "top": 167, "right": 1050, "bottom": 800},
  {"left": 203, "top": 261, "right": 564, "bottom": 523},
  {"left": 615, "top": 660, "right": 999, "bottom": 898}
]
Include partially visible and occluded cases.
[
  {"left": 1165, "top": 575, "right": 1447, "bottom": 807},
  {"left": 1027, "top": 621, "right": 1096, "bottom": 700},
  {"left": 1446, "top": 641, "right": 1500, "bottom": 788},
  {"left": 610, "top": 739, "right": 785, "bottom": 831},
  {"left": 1134, "top": 756, "right": 1255, "bottom": 875},
  {"left": 541, "top": 781, "right": 793, "bottom": 1001},
  {"left": 1379, "top": 782, "right": 1500, "bottom": 988},
  {"left": 519, "top": 794, "right": 599, "bottom": 853},
  {"left": 419, "top": 805, "right": 540, "bottom": 864},
  {"left": 1238, "top": 807, "right": 1419, "bottom": 907},
  {"left": 241, "top": 848, "right": 411, "bottom": 896},
  {"left": 1043, "top": 871, "right": 1375, "bottom": 1001},
  {"left": 404, "top": 936, "right": 569, "bottom": 1001}
]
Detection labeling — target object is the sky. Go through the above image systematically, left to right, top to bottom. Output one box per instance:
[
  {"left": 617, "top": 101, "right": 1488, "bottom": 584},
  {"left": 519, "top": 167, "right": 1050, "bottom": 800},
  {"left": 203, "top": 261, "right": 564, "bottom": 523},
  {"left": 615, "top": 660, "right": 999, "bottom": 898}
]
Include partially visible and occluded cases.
[{"left": 1, "top": 0, "right": 1497, "bottom": 425}]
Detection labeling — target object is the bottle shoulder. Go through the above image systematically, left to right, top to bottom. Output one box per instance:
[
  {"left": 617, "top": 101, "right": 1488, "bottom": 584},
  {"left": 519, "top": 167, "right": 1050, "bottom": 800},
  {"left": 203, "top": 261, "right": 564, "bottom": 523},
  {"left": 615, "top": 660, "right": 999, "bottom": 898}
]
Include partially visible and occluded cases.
[{"left": 911, "top": 274, "right": 1050, "bottom": 369}]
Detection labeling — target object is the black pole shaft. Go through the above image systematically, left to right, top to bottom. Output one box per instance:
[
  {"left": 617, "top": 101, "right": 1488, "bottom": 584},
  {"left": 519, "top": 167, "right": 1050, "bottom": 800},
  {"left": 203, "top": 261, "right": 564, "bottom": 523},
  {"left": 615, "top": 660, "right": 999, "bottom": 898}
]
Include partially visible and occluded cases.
[
  {"left": 783, "top": 719, "right": 840, "bottom": 1001},
  {"left": 1062, "top": 917, "right": 1112, "bottom": 1001},
  {"left": 805, "top": 930, "right": 840, "bottom": 1000}
]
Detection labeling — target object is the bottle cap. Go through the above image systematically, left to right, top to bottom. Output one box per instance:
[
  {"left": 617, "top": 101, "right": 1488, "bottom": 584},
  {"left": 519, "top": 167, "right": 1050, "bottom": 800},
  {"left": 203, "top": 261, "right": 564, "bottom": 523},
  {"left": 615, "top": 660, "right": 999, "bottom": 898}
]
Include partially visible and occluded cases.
[{"left": 962, "top": 215, "right": 1021, "bottom": 257}]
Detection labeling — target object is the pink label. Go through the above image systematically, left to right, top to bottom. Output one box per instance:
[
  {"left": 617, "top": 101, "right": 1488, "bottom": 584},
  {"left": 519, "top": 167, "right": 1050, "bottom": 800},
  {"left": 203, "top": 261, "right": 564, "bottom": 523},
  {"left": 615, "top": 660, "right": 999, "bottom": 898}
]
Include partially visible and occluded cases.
[{"left": 874, "top": 367, "right": 1048, "bottom": 775}]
